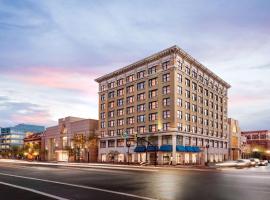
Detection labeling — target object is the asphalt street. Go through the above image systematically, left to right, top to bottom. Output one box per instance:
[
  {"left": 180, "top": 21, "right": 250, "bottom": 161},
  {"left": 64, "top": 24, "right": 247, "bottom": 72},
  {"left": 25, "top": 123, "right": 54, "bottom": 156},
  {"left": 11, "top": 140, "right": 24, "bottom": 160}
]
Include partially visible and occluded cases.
[{"left": 0, "top": 162, "right": 269, "bottom": 200}]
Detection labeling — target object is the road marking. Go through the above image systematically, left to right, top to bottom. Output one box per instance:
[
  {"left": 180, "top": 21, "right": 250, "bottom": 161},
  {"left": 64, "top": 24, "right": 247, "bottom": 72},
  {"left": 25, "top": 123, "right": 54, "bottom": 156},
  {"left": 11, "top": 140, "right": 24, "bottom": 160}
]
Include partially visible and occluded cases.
[
  {"left": 0, "top": 172, "right": 157, "bottom": 200},
  {"left": 0, "top": 181, "right": 69, "bottom": 200}
]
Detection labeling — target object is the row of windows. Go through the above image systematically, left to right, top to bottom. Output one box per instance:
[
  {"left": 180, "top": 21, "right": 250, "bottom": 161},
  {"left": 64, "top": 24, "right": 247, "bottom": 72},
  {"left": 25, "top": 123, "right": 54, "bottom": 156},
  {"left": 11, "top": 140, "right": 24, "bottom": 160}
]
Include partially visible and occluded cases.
[
  {"left": 101, "top": 61, "right": 171, "bottom": 91},
  {"left": 100, "top": 136, "right": 228, "bottom": 149}
]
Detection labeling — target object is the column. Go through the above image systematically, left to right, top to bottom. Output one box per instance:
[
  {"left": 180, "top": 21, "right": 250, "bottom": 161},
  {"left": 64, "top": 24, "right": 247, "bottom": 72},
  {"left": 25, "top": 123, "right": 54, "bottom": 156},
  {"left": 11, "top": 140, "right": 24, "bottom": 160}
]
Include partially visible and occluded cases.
[
  {"left": 172, "top": 133, "right": 177, "bottom": 165},
  {"left": 158, "top": 135, "right": 162, "bottom": 164}
]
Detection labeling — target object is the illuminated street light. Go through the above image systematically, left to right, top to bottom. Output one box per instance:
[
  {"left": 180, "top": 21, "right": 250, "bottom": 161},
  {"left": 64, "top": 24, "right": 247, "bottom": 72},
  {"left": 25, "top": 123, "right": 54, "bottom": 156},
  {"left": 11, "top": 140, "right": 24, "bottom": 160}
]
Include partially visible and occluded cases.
[
  {"left": 252, "top": 148, "right": 259, "bottom": 152},
  {"left": 266, "top": 150, "right": 270, "bottom": 154}
]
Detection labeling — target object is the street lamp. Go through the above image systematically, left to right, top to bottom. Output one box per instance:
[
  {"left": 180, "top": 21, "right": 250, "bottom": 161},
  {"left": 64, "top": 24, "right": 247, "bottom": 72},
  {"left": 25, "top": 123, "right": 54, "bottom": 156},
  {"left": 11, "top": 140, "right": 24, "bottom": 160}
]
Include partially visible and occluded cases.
[{"left": 126, "top": 140, "right": 131, "bottom": 165}]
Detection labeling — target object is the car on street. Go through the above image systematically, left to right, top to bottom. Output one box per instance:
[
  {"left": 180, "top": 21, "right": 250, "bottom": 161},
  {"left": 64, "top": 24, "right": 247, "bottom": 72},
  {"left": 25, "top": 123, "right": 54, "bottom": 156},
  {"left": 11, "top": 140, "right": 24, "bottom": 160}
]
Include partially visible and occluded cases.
[
  {"left": 249, "top": 158, "right": 260, "bottom": 166},
  {"left": 236, "top": 159, "right": 252, "bottom": 168},
  {"left": 215, "top": 160, "right": 238, "bottom": 167},
  {"left": 259, "top": 160, "right": 268, "bottom": 166}
]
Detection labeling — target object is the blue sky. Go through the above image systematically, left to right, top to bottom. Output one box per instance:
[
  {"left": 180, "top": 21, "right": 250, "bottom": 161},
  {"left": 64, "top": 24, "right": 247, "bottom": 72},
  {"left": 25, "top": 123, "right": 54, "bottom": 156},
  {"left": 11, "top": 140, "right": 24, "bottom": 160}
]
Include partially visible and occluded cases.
[{"left": 0, "top": 0, "right": 270, "bottom": 130}]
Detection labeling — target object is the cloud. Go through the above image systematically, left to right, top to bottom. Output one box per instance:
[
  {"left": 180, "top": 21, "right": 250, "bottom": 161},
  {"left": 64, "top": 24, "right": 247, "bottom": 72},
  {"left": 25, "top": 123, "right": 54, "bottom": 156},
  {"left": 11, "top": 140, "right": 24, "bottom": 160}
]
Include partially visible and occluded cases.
[{"left": 0, "top": 96, "right": 55, "bottom": 127}]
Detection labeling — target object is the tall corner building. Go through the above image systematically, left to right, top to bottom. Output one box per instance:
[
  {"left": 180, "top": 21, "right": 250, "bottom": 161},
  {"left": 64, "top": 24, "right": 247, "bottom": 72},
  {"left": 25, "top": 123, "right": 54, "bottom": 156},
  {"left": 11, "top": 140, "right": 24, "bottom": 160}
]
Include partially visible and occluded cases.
[{"left": 95, "top": 45, "right": 231, "bottom": 165}]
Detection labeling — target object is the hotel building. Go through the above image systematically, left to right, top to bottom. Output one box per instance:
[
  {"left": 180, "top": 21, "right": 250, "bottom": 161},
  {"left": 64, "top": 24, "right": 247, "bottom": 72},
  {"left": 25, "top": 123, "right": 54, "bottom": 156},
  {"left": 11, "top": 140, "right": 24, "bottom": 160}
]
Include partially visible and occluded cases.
[{"left": 95, "top": 45, "right": 230, "bottom": 165}]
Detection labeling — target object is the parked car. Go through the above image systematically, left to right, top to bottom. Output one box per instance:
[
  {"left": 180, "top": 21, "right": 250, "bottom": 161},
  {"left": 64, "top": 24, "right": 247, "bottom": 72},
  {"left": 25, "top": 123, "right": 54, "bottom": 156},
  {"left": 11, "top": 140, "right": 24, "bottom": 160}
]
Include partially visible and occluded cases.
[
  {"left": 249, "top": 158, "right": 260, "bottom": 166},
  {"left": 236, "top": 159, "right": 252, "bottom": 168},
  {"left": 215, "top": 160, "right": 238, "bottom": 167},
  {"left": 259, "top": 160, "right": 268, "bottom": 166}
]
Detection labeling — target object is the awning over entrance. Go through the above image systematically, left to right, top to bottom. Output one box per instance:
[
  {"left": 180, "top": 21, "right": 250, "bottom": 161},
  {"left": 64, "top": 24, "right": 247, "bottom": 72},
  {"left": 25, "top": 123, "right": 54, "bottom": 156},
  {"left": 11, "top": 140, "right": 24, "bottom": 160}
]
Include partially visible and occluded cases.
[
  {"left": 146, "top": 145, "right": 159, "bottom": 152},
  {"left": 159, "top": 145, "right": 173, "bottom": 152},
  {"left": 176, "top": 145, "right": 201, "bottom": 152},
  {"left": 134, "top": 146, "right": 146, "bottom": 152}
]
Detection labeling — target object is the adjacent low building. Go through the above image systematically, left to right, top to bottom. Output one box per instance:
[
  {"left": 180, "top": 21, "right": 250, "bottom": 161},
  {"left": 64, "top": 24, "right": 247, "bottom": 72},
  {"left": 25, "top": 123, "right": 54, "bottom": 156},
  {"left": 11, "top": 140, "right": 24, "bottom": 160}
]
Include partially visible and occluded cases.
[
  {"left": 95, "top": 45, "right": 231, "bottom": 165},
  {"left": 43, "top": 116, "right": 98, "bottom": 162},
  {"left": 227, "top": 118, "right": 241, "bottom": 160},
  {"left": 0, "top": 124, "right": 45, "bottom": 156},
  {"left": 241, "top": 130, "right": 270, "bottom": 159},
  {"left": 23, "top": 132, "right": 43, "bottom": 160}
]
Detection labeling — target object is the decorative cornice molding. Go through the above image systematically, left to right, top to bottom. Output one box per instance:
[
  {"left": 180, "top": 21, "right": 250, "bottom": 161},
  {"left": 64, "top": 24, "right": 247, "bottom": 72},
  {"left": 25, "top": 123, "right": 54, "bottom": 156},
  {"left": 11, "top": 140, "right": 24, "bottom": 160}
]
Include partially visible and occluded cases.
[{"left": 95, "top": 45, "right": 231, "bottom": 88}]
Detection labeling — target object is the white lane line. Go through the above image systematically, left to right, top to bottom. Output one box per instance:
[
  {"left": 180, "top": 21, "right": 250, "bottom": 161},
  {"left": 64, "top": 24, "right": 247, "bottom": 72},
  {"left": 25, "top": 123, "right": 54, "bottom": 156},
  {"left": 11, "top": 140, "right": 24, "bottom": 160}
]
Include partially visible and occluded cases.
[
  {"left": 0, "top": 172, "right": 157, "bottom": 200},
  {"left": 0, "top": 181, "right": 69, "bottom": 200}
]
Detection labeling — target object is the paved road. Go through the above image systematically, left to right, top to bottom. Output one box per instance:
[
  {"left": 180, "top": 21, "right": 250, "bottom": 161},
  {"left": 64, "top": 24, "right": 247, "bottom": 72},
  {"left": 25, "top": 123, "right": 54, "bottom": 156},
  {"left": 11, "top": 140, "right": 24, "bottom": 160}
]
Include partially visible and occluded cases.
[{"left": 0, "top": 162, "right": 269, "bottom": 200}]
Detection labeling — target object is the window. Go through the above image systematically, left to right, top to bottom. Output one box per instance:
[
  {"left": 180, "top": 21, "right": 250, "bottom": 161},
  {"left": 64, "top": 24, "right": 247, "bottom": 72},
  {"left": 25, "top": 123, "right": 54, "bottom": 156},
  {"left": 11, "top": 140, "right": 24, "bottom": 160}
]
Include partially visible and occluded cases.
[
  {"left": 177, "top": 60, "right": 183, "bottom": 70},
  {"left": 162, "top": 61, "right": 169, "bottom": 70},
  {"left": 148, "top": 66, "right": 157, "bottom": 74},
  {"left": 185, "top": 66, "right": 190, "bottom": 75},
  {"left": 137, "top": 71, "right": 145, "bottom": 79},
  {"left": 162, "top": 73, "right": 170, "bottom": 82},
  {"left": 177, "top": 73, "right": 182, "bottom": 82},
  {"left": 126, "top": 74, "right": 134, "bottom": 83},
  {"left": 149, "top": 78, "right": 158, "bottom": 87},
  {"left": 185, "top": 78, "right": 190, "bottom": 87},
  {"left": 117, "top": 79, "right": 124, "bottom": 86},
  {"left": 108, "top": 82, "right": 115, "bottom": 89},
  {"left": 137, "top": 82, "right": 145, "bottom": 90},
  {"left": 192, "top": 82, "right": 197, "bottom": 90},
  {"left": 100, "top": 85, "right": 106, "bottom": 92},
  {"left": 127, "top": 85, "right": 134, "bottom": 94},
  {"left": 163, "top": 86, "right": 170, "bottom": 94},
  {"left": 177, "top": 86, "right": 182, "bottom": 95},
  {"left": 117, "top": 88, "right": 124, "bottom": 96},
  {"left": 149, "top": 89, "right": 158, "bottom": 98},
  {"left": 204, "top": 89, "right": 208, "bottom": 96},
  {"left": 185, "top": 90, "right": 190, "bottom": 98},
  {"left": 108, "top": 91, "right": 114, "bottom": 98},
  {"left": 137, "top": 93, "right": 145, "bottom": 101},
  {"left": 192, "top": 93, "right": 197, "bottom": 101},
  {"left": 101, "top": 94, "right": 105, "bottom": 101},
  {"left": 126, "top": 96, "right": 134, "bottom": 104},
  {"left": 117, "top": 98, "right": 124, "bottom": 106},
  {"left": 163, "top": 98, "right": 170, "bottom": 106},
  {"left": 177, "top": 98, "right": 182, "bottom": 107},
  {"left": 108, "top": 101, "right": 114, "bottom": 109},
  {"left": 149, "top": 101, "right": 158, "bottom": 109},
  {"left": 185, "top": 102, "right": 190, "bottom": 110},
  {"left": 137, "top": 104, "right": 146, "bottom": 112},
  {"left": 192, "top": 104, "right": 197, "bottom": 112},
  {"left": 127, "top": 106, "right": 134, "bottom": 114},
  {"left": 117, "top": 109, "right": 124, "bottom": 116},
  {"left": 163, "top": 110, "right": 170, "bottom": 119},
  {"left": 177, "top": 110, "right": 182, "bottom": 119},
  {"left": 108, "top": 111, "right": 114, "bottom": 118},
  {"left": 101, "top": 112, "right": 105, "bottom": 119},
  {"left": 149, "top": 113, "right": 158, "bottom": 121},
  {"left": 185, "top": 113, "right": 190, "bottom": 121},
  {"left": 137, "top": 115, "right": 145, "bottom": 123},
  {"left": 192, "top": 115, "right": 197, "bottom": 123},
  {"left": 127, "top": 117, "right": 135, "bottom": 125},
  {"left": 117, "top": 119, "right": 124, "bottom": 126},
  {"left": 108, "top": 120, "right": 115, "bottom": 127},
  {"left": 101, "top": 121, "right": 105, "bottom": 128},
  {"left": 163, "top": 123, "right": 169, "bottom": 131},
  {"left": 177, "top": 123, "right": 182, "bottom": 131},
  {"left": 149, "top": 124, "right": 157, "bottom": 132},
  {"left": 137, "top": 126, "right": 146, "bottom": 134},
  {"left": 126, "top": 128, "right": 134, "bottom": 135},
  {"left": 117, "top": 129, "right": 124, "bottom": 136},
  {"left": 117, "top": 139, "right": 125, "bottom": 147},
  {"left": 108, "top": 140, "right": 115, "bottom": 147},
  {"left": 100, "top": 141, "right": 106, "bottom": 148}
]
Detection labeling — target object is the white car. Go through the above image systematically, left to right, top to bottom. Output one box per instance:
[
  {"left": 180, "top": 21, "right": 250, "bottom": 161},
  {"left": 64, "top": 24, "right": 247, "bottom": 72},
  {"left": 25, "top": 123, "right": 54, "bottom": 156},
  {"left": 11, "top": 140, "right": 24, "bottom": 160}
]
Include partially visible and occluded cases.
[
  {"left": 249, "top": 158, "right": 260, "bottom": 166},
  {"left": 236, "top": 159, "right": 252, "bottom": 168},
  {"left": 215, "top": 160, "right": 238, "bottom": 167},
  {"left": 259, "top": 160, "right": 268, "bottom": 166}
]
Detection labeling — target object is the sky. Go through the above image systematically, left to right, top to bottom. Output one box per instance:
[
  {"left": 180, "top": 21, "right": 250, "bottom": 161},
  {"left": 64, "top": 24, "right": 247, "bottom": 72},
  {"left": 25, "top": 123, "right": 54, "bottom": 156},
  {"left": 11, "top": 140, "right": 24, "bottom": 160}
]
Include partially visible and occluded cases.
[{"left": 0, "top": 0, "right": 270, "bottom": 130}]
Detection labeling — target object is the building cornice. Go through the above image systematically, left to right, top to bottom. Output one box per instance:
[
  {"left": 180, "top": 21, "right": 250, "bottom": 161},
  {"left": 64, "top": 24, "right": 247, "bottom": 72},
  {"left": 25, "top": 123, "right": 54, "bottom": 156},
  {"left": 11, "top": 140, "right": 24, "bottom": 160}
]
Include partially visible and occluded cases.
[{"left": 95, "top": 45, "right": 231, "bottom": 88}]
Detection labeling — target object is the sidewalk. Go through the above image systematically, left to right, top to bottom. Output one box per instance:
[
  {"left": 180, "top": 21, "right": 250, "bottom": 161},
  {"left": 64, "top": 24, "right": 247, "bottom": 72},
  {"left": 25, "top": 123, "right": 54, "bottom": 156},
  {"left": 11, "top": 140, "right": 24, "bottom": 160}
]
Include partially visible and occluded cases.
[{"left": 0, "top": 159, "right": 216, "bottom": 172}]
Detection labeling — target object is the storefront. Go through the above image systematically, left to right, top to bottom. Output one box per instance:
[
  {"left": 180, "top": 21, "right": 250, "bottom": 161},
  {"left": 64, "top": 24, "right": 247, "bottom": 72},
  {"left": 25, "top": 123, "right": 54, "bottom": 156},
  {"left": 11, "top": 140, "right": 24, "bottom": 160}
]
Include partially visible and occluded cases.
[{"left": 176, "top": 145, "right": 201, "bottom": 165}]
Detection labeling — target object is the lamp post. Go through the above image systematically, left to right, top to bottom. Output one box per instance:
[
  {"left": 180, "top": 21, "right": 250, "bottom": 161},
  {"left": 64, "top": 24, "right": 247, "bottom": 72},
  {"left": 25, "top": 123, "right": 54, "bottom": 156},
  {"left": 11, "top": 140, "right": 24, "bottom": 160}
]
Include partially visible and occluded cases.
[{"left": 126, "top": 140, "right": 131, "bottom": 165}]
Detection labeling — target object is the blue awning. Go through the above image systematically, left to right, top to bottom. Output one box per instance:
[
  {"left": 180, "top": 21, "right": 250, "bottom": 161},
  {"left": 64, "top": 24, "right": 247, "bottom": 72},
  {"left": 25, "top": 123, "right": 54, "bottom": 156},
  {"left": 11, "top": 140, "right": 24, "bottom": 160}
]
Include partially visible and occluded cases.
[
  {"left": 147, "top": 145, "right": 159, "bottom": 152},
  {"left": 159, "top": 145, "right": 172, "bottom": 152},
  {"left": 176, "top": 145, "right": 186, "bottom": 152},
  {"left": 134, "top": 146, "right": 146, "bottom": 152},
  {"left": 184, "top": 146, "right": 201, "bottom": 152},
  {"left": 192, "top": 146, "right": 201, "bottom": 152}
]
